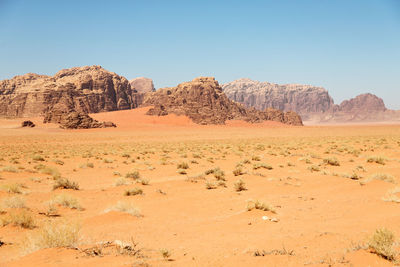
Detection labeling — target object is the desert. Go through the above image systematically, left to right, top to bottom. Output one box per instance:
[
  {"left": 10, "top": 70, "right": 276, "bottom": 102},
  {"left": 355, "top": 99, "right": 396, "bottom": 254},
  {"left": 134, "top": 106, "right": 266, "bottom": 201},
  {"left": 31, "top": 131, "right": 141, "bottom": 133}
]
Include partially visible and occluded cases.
[
  {"left": 1, "top": 1, "right": 399, "bottom": 266},
  {"left": 0, "top": 106, "right": 400, "bottom": 266}
]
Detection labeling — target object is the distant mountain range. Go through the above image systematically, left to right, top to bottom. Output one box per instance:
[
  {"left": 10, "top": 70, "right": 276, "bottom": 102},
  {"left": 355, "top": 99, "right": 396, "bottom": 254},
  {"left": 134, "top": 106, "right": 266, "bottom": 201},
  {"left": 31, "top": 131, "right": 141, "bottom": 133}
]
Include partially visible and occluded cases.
[{"left": 222, "top": 78, "right": 400, "bottom": 124}]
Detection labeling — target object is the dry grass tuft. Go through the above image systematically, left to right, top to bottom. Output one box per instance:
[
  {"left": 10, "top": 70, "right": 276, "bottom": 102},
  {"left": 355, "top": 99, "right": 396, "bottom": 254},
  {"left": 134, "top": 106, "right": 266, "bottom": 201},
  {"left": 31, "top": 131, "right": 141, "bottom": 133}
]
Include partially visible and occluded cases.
[
  {"left": 53, "top": 177, "right": 79, "bottom": 190},
  {"left": 234, "top": 179, "right": 247, "bottom": 192},
  {"left": 124, "top": 187, "right": 143, "bottom": 196},
  {"left": 52, "top": 193, "right": 82, "bottom": 210},
  {"left": 246, "top": 199, "right": 276, "bottom": 213},
  {"left": 106, "top": 201, "right": 142, "bottom": 217},
  {"left": 1, "top": 209, "right": 35, "bottom": 229},
  {"left": 25, "top": 219, "right": 80, "bottom": 252},
  {"left": 368, "top": 228, "right": 396, "bottom": 261}
]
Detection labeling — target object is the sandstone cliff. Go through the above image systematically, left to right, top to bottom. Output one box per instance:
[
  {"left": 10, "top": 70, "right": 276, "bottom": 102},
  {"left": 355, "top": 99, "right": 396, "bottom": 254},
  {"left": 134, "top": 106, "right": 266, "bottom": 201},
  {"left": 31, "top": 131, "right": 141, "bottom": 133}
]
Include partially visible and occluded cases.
[
  {"left": 0, "top": 65, "right": 142, "bottom": 118},
  {"left": 129, "top": 77, "right": 155, "bottom": 93},
  {"left": 142, "top": 77, "right": 303, "bottom": 126},
  {"left": 222, "top": 78, "right": 334, "bottom": 119},
  {"left": 223, "top": 78, "right": 399, "bottom": 123}
]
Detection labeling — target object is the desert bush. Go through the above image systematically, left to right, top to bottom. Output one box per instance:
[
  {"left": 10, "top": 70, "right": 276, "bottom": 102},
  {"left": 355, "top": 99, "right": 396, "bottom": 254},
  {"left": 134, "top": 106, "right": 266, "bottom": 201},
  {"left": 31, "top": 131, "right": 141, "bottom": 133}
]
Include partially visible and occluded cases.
[
  {"left": 32, "top": 155, "right": 45, "bottom": 161},
  {"left": 367, "top": 156, "right": 386, "bottom": 165},
  {"left": 323, "top": 157, "right": 340, "bottom": 166},
  {"left": 103, "top": 158, "right": 113, "bottom": 163},
  {"left": 53, "top": 159, "right": 64, "bottom": 165},
  {"left": 177, "top": 162, "right": 189, "bottom": 169},
  {"left": 253, "top": 163, "right": 273, "bottom": 170},
  {"left": 308, "top": 165, "right": 320, "bottom": 172},
  {"left": 2, "top": 166, "right": 18, "bottom": 173},
  {"left": 233, "top": 167, "right": 244, "bottom": 176},
  {"left": 213, "top": 168, "right": 225, "bottom": 180},
  {"left": 177, "top": 169, "right": 187, "bottom": 175},
  {"left": 126, "top": 171, "right": 140, "bottom": 180},
  {"left": 371, "top": 173, "right": 395, "bottom": 183},
  {"left": 53, "top": 177, "right": 79, "bottom": 190},
  {"left": 115, "top": 177, "right": 130, "bottom": 186},
  {"left": 138, "top": 178, "right": 149, "bottom": 185},
  {"left": 234, "top": 179, "right": 247, "bottom": 192},
  {"left": 205, "top": 181, "right": 217, "bottom": 190},
  {"left": 1, "top": 183, "right": 22, "bottom": 194},
  {"left": 124, "top": 187, "right": 143, "bottom": 196},
  {"left": 382, "top": 187, "right": 400, "bottom": 203},
  {"left": 52, "top": 193, "right": 82, "bottom": 209},
  {"left": 1, "top": 196, "right": 26, "bottom": 209},
  {"left": 246, "top": 199, "right": 276, "bottom": 213},
  {"left": 106, "top": 201, "right": 142, "bottom": 217},
  {"left": 1, "top": 209, "right": 35, "bottom": 228},
  {"left": 26, "top": 220, "right": 80, "bottom": 251},
  {"left": 368, "top": 228, "right": 396, "bottom": 261},
  {"left": 160, "top": 248, "right": 171, "bottom": 260}
]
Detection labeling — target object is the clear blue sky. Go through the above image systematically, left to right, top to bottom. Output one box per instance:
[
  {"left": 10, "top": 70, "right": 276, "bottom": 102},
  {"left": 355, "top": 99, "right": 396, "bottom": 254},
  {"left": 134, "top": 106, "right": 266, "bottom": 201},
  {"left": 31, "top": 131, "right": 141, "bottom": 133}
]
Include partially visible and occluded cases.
[{"left": 0, "top": 0, "right": 399, "bottom": 108}]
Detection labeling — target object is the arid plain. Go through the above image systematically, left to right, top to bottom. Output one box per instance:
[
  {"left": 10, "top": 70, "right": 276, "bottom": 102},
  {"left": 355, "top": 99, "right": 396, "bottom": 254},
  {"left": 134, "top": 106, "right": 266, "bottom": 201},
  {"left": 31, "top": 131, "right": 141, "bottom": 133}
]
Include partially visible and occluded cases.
[{"left": 1, "top": 108, "right": 400, "bottom": 266}]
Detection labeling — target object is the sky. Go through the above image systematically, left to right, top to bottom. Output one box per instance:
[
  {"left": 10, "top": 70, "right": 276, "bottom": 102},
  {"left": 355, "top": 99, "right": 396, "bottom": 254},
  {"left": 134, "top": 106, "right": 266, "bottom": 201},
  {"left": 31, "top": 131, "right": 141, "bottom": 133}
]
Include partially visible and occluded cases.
[{"left": 0, "top": 0, "right": 399, "bottom": 108}]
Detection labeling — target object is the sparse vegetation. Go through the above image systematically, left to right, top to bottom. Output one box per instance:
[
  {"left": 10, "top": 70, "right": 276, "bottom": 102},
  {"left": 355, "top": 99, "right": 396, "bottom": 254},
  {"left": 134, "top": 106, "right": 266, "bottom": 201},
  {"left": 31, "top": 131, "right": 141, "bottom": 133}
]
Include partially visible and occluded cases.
[
  {"left": 367, "top": 156, "right": 386, "bottom": 165},
  {"left": 323, "top": 157, "right": 340, "bottom": 166},
  {"left": 53, "top": 177, "right": 79, "bottom": 190},
  {"left": 234, "top": 179, "right": 247, "bottom": 192},
  {"left": 124, "top": 187, "right": 143, "bottom": 196},
  {"left": 52, "top": 193, "right": 82, "bottom": 209},
  {"left": 246, "top": 199, "right": 276, "bottom": 213},
  {"left": 106, "top": 201, "right": 142, "bottom": 217},
  {"left": 25, "top": 220, "right": 80, "bottom": 251},
  {"left": 368, "top": 228, "right": 396, "bottom": 261}
]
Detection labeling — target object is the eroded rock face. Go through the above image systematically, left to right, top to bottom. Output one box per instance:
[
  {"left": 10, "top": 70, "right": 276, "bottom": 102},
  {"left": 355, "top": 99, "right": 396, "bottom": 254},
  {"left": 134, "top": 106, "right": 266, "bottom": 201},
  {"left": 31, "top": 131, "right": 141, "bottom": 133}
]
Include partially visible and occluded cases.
[
  {"left": 0, "top": 66, "right": 140, "bottom": 118},
  {"left": 129, "top": 77, "right": 155, "bottom": 93},
  {"left": 142, "top": 77, "right": 303, "bottom": 126},
  {"left": 222, "top": 78, "right": 334, "bottom": 117},
  {"left": 223, "top": 78, "right": 399, "bottom": 123},
  {"left": 336, "top": 93, "right": 386, "bottom": 113}
]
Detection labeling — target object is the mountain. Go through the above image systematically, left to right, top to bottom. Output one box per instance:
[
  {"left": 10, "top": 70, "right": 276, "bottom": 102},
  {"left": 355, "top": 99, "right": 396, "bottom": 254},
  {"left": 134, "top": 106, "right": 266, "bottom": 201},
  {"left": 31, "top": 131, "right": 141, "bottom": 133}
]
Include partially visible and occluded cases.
[
  {"left": 0, "top": 65, "right": 143, "bottom": 118},
  {"left": 0, "top": 68, "right": 303, "bottom": 126},
  {"left": 129, "top": 77, "right": 155, "bottom": 93},
  {"left": 142, "top": 77, "right": 303, "bottom": 125},
  {"left": 222, "top": 78, "right": 399, "bottom": 123},
  {"left": 222, "top": 78, "right": 334, "bottom": 119}
]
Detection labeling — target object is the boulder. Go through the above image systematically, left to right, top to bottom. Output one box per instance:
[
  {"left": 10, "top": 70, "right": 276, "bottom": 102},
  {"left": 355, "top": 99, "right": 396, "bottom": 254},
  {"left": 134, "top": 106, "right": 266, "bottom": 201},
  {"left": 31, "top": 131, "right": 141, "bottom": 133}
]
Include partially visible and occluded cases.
[{"left": 21, "top": 120, "right": 35, "bottom": 127}]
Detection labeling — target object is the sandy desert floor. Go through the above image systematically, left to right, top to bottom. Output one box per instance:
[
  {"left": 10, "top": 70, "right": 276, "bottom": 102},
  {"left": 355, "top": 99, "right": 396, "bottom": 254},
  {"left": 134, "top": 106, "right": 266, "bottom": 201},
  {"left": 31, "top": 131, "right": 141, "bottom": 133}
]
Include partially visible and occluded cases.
[{"left": 1, "top": 108, "right": 400, "bottom": 266}]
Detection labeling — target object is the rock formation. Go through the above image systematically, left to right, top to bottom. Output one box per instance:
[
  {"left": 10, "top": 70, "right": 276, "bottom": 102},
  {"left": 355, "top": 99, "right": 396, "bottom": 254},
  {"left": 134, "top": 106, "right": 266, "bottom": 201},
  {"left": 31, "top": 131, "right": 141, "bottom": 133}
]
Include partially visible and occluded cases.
[
  {"left": 0, "top": 65, "right": 141, "bottom": 118},
  {"left": 129, "top": 77, "right": 155, "bottom": 93},
  {"left": 142, "top": 77, "right": 303, "bottom": 126},
  {"left": 222, "top": 78, "right": 334, "bottom": 119},
  {"left": 223, "top": 78, "right": 400, "bottom": 123},
  {"left": 44, "top": 110, "right": 116, "bottom": 129},
  {"left": 21, "top": 120, "right": 35, "bottom": 127}
]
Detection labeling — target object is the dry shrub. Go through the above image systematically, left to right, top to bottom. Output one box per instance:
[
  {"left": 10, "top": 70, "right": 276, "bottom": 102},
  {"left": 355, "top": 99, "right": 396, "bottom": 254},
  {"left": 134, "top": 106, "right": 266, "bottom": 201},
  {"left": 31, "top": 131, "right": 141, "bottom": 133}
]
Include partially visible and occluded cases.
[
  {"left": 53, "top": 177, "right": 79, "bottom": 190},
  {"left": 52, "top": 193, "right": 82, "bottom": 209},
  {"left": 246, "top": 199, "right": 276, "bottom": 213},
  {"left": 106, "top": 201, "right": 142, "bottom": 217},
  {"left": 25, "top": 219, "right": 80, "bottom": 252},
  {"left": 368, "top": 228, "right": 396, "bottom": 261}
]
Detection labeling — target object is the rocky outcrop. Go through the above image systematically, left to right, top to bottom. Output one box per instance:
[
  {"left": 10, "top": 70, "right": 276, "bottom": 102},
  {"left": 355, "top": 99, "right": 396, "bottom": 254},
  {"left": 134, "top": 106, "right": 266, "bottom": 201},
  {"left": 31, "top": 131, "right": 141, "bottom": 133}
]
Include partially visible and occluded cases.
[
  {"left": 0, "top": 66, "right": 141, "bottom": 118},
  {"left": 129, "top": 77, "right": 155, "bottom": 93},
  {"left": 142, "top": 77, "right": 303, "bottom": 126},
  {"left": 222, "top": 78, "right": 334, "bottom": 119},
  {"left": 223, "top": 78, "right": 400, "bottom": 123},
  {"left": 335, "top": 93, "right": 386, "bottom": 113},
  {"left": 44, "top": 110, "right": 116, "bottom": 129},
  {"left": 21, "top": 120, "right": 35, "bottom": 127}
]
